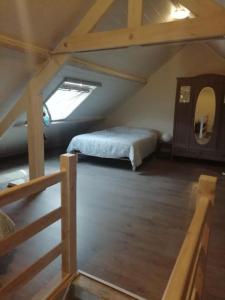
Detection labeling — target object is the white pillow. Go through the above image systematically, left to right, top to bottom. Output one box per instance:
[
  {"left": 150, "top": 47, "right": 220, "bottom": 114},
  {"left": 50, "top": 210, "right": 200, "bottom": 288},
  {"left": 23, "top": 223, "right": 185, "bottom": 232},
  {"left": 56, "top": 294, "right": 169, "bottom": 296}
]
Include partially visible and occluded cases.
[{"left": 0, "top": 210, "right": 15, "bottom": 240}]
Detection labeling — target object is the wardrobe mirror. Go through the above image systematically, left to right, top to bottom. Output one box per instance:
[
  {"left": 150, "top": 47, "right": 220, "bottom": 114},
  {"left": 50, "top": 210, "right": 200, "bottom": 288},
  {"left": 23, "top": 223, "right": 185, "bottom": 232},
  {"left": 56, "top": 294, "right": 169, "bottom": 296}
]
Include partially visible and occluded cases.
[{"left": 194, "top": 87, "right": 216, "bottom": 145}]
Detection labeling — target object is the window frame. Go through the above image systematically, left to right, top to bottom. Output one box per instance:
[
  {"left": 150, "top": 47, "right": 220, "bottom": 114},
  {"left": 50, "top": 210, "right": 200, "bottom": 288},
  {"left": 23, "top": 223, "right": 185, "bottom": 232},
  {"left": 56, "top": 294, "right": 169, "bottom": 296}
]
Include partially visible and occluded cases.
[{"left": 44, "top": 78, "right": 101, "bottom": 122}]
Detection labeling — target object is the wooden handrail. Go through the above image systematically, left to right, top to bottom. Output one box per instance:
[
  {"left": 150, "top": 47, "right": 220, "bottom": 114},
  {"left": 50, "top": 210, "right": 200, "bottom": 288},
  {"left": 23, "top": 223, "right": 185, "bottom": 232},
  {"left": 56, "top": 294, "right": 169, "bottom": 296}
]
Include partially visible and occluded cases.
[
  {"left": 0, "top": 153, "right": 77, "bottom": 298},
  {"left": 0, "top": 163, "right": 217, "bottom": 299},
  {"left": 0, "top": 171, "right": 63, "bottom": 208},
  {"left": 162, "top": 175, "right": 217, "bottom": 300},
  {"left": 162, "top": 196, "right": 210, "bottom": 299},
  {"left": 0, "top": 207, "right": 62, "bottom": 256},
  {"left": 0, "top": 243, "right": 62, "bottom": 295}
]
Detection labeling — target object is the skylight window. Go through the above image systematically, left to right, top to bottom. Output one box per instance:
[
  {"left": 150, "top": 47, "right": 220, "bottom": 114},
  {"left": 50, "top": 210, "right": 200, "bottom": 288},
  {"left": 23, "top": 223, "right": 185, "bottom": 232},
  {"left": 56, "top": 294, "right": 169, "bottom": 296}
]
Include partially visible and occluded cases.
[{"left": 45, "top": 79, "right": 99, "bottom": 121}]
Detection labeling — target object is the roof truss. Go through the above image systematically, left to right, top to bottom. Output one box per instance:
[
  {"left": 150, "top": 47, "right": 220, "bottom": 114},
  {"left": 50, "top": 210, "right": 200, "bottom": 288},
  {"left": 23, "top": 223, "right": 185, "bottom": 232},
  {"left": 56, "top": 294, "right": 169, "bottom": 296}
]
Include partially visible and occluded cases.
[
  {"left": 0, "top": 0, "right": 225, "bottom": 179},
  {"left": 0, "top": 0, "right": 116, "bottom": 179},
  {"left": 55, "top": 0, "right": 225, "bottom": 53},
  {"left": 128, "top": 0, "right": 143, "bottom": 28}
]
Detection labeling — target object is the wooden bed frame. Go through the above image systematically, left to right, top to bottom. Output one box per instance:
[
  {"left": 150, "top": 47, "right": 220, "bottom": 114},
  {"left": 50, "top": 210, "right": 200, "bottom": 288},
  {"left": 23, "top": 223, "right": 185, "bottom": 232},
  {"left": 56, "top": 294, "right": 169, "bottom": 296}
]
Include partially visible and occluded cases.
[
  {"left": 73, "top": 150, "right": 157, "bottom": 171},
  {"left": 74, "top": 150, "right": 130, "bottom": 161},
  {"left": 0, "top": 153, "right": 217, "bottom": 300}
]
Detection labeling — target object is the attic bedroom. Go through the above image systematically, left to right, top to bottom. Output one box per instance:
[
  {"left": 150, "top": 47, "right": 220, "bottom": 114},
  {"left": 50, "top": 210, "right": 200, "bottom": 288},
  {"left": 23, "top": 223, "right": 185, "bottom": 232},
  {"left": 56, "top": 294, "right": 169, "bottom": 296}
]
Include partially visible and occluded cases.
[{"left": 0, "top": 0, "right": 225, "bottom": 299}]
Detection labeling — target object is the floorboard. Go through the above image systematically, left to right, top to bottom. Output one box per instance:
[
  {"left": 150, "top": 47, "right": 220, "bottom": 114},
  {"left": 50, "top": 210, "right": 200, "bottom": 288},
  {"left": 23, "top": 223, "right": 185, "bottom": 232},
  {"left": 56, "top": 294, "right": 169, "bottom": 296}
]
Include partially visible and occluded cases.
[{"left": 0, "top": 153, "right": 224, "bottom": 300}]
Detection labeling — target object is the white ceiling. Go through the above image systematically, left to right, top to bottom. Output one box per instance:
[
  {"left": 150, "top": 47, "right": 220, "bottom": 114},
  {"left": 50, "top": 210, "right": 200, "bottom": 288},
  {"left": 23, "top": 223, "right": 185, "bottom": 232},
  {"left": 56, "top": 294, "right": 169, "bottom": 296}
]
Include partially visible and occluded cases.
[
  {"left": 0, "top": 0, "right": 94, "bottom": 49},
  {"left": 0, "top": 0, "right": 223, "bottom": 49},
  {"left": 94, "top": 0, "right": 177, "bottom": 32},
  {"left": 208, "top": 39, "right": 225, "bottom": 58},
  {"left": 74, "top": 44, "right": 183, "bottom": 78}
]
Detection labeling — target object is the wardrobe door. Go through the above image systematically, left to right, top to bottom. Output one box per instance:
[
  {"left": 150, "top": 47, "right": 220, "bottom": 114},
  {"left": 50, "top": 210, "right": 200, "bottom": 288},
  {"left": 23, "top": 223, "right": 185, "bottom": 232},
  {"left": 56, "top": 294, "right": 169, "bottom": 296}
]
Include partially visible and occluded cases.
[
  {"left": 189, "top": 75, "right": 223, "bottom": 160},
  {"left": 173, "top": 78, "right": 193, "bottom": 156},
  {"left": 217, "top": 78, "right": 225, "bottom": 160}
]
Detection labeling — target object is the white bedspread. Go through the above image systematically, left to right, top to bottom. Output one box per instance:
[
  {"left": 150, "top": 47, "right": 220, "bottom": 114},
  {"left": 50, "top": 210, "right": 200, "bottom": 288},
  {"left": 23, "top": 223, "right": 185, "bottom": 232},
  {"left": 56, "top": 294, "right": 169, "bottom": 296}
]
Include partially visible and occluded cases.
[{"left": 67, "top": 127, "right": 158, "bottom": 170}]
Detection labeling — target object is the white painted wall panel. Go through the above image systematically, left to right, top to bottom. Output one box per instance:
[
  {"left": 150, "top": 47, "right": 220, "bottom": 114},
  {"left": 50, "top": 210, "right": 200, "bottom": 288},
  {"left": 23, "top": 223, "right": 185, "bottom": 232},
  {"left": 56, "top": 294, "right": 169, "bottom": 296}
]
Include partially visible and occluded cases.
[{"left": 105, "top": 43, "right": 225, "bottom": 136}]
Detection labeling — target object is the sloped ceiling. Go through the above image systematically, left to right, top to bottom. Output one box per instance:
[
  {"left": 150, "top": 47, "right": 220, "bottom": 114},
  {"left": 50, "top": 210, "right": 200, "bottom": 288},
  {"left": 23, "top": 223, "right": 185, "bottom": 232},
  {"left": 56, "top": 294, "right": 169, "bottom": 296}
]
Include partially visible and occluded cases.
[
  {"left": 0, "top": 0, "right": 225, "bottom": 157},
  {"left": 0, "top": 0, "right": 94, "bottom": 49},
  {"left": 94, "top": 0, "right": 176, "bottom": 32},
  {"left": 207, "top": 0, "right": 225, "bottom": 57},
  {"left": 208, "top": 39, "right": 225, "bottom": 58},
  {"left": 74, "top": 44, "right": 183, "bottom": 78},
  {"left": 0, "top": 48, "right": 32, "bottom": 116}
]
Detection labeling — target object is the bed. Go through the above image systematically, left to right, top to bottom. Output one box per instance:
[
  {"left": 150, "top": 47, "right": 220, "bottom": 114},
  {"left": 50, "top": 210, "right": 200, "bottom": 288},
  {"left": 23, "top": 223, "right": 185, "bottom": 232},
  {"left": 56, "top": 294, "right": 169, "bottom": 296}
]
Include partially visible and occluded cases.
[{"left": 67, "top": 126, "right": 158, "bottom": 170}]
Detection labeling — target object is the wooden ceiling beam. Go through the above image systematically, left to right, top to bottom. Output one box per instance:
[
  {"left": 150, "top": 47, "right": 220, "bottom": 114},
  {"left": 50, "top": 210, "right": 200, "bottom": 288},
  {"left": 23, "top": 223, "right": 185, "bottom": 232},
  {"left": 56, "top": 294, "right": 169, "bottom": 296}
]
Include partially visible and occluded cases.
[
  {"left": 0, "top": 0, "right": 115, "bottom": 137},
  {"left": 0, "top": 0, "right": 115, "bottom": 179},
  {"left": 1, "top": 0, "right": 224, "bottom": 140},
  {"left": 70, "top": 0, "right": 115, "bottom": 35},
  {"left": 128, "top": 0, "right": 143, "bottom": 28},
  {"left": 179, "top": 0, "right": 225, "bottom": 17},
  {"left": 55, "top": 12, "right": 225, "bottom": 53},
  {"left": 0, "top": 33, "right": 145, "bottom": 84},
  {"left": 0, "top": 34, "right": 49, "bottom": 57},
  {"left": 0, "top": 34, "right": 145, "bottom": 85},
  {"left": 70, "top": 56, "right": 147, "bottom": 84}
]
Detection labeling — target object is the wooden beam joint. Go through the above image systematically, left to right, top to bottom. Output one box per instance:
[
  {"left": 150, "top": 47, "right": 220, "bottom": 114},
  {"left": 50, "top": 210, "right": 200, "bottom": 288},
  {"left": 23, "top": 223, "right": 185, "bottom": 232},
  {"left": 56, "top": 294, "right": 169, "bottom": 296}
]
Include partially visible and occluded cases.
[
  {"left": 128, "top": 0, "right": 143, "bottom": 28},
  {"left": 54, "top": 11, "right": 225, "bottom": 53},
  {"left": 69, "top": 56, "right": 147, "bottom": 84}
]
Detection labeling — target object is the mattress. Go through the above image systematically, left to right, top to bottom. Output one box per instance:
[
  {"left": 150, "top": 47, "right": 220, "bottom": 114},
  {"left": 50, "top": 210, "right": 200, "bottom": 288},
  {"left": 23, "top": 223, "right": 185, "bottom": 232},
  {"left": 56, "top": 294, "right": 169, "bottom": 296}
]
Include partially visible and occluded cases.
[{"left": 67, "top": 127, "right": 158, "bottom": 170}]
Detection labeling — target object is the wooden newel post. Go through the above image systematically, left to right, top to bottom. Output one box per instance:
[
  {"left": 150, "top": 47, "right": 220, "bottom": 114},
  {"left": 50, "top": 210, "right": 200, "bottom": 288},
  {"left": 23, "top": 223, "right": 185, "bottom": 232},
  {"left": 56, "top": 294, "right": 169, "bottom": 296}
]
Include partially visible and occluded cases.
[
  {"left": 27, "top": 89, "right": 45, "bottom": 180},
  {"left": 60, "top": 153, "right": 77, "bottom": 276},
  {"left": 162, "top": 174, "right": 217, "bottom": 300},
  {"left": 196, "top": 175, "right": 217, "bottom": 299},
  {"left": 198, "top": 175, "right": 217, "bottom": 204}
]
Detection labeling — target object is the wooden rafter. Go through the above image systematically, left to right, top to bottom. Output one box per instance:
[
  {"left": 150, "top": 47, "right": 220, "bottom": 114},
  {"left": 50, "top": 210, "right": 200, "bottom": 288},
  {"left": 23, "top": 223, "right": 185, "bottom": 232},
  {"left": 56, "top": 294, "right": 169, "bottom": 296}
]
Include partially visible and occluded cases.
[
  {"left": 0, "top": 0, "right": 115, "bottom": 180},
  {"left": 0, "top": 0, "right": 115, "bottom": 137},
  {"left": 0, "top": 0, "right": 224, "bottom": 181},
  {"left": 70, "top": 0, "right": 114, "bottom": 35},
  {"left": 128, "top": 0, "right": 143, "bottom": 28},
  {"left": 55, "top": 11, "right": 225, "bottom": 53},
  {"left": 0, "top": 34, "right": 147, "bottom": 84},
  {"left": 0, "top": 34, "right": 49, "bottom": 57},
  {"left": 70, "top": 57, "right": 147, "bottom": 84},
  {"left": 27, "top": 91, "right": 44, "bottom": 179}
]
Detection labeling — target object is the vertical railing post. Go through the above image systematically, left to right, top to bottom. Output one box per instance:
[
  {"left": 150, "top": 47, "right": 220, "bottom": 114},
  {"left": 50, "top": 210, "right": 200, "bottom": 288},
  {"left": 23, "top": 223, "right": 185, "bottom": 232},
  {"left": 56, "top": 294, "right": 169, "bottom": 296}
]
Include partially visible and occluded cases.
[
  {"left": 27, "top": 87, "right": 45, "bottom": 179},
  {"left": 60, "top": 153, "right": 77, "bottom": 276},
  {"left": 162, "top": 174, "right": 217, "bottom": 300},
  {"left": 195, "top": 175, "right": 217, "bottom": 299},
  {"left": 198, "top": 175, "right": 217, "bottom": 204},
  {"left": 198, "top": 175, "right": 217, "bottom": 253}
]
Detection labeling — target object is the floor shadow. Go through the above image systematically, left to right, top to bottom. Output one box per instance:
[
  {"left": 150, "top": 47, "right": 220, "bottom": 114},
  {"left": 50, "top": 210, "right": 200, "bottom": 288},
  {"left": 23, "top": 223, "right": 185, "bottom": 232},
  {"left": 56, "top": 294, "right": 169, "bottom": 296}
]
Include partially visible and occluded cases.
[
  {"left": 77, "top": 155, "right": 132, "bottom": 170},
  {"left": 138, "top": 157, "right": 224, "bottom": 180}
]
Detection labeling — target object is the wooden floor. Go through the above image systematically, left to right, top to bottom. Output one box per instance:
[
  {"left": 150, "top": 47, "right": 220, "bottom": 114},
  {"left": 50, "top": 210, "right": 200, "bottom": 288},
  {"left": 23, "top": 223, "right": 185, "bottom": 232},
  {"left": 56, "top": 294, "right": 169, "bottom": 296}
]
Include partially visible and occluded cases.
[{"left": 0, "top": 153, "right": 225, "bottom": 300}]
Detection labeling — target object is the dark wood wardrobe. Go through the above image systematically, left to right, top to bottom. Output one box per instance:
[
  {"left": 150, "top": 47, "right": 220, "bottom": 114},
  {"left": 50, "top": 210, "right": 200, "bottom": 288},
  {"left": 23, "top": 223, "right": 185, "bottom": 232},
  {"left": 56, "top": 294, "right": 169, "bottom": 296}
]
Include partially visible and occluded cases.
[{"left": 173, "top": 74, "right": 225, "bottom": 161}]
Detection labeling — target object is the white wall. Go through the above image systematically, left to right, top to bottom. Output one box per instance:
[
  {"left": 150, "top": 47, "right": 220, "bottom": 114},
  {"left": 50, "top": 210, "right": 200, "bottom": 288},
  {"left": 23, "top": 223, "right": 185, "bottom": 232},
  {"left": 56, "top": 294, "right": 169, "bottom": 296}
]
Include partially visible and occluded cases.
[
  {"left": 1, "top": 42, "right": 225, "bottom": 158},
  {"left": 0, "top": 43, "right": 181, "bottom": 158},
  {"left": 104, "top": 43, "right": 225, "bottom": 136},
  {"left": 0, "top": 63, "right": 142, "bottom": 158}
]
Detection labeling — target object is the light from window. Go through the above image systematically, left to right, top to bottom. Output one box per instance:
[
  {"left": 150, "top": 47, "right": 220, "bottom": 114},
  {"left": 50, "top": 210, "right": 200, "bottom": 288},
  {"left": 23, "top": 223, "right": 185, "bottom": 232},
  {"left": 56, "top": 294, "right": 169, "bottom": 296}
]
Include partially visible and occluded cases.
[{"left": 45, "top": 79, "right": 98, "bottom": 121}]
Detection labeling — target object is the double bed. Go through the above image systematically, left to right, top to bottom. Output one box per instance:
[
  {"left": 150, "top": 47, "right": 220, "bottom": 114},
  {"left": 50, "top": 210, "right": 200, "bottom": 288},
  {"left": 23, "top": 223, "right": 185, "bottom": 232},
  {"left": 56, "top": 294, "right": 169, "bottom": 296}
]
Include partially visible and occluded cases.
[{"left": 67, "top": 126, "right": 158, "bottom": 170}]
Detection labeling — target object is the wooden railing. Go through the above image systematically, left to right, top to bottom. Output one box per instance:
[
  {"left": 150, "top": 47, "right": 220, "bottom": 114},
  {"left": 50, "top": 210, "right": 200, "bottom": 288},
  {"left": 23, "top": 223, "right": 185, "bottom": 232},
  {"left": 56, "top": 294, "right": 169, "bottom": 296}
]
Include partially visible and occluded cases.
[
  {"left": 0, "top": 153, "right": 77, "bottom": 299},
  {"left": 0, "top": 167, "right": 217, "bottom": 300},
  {"left": 162, "top": 175, "right": 217, "bottom": 300}
]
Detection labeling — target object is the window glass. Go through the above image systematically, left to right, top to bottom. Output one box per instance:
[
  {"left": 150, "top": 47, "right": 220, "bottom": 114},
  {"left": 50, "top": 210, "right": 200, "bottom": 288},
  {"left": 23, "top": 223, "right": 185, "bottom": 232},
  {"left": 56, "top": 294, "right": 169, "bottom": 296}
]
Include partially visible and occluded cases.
[{"left": 45, "top": 79, "right": 98, "bottom": 121}]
